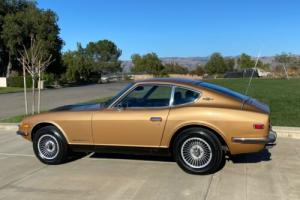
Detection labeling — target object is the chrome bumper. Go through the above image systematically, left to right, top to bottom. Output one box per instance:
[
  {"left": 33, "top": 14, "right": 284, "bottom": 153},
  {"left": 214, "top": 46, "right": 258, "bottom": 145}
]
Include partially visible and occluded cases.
[
  {"left": 16, "top": 130, "right": 26, "bottom": 136},
  {"left": 232, "top": 130, "right": 277, "bottom": 148}
]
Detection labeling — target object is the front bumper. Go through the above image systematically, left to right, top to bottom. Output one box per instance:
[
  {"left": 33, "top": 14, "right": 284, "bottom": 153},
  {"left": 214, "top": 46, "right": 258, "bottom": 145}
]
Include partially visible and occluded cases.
[
  {"left": 16, "top": 130, "right": 27, "bottom": 136},
  {"left": 232, "top": 130, "right": 277, "bottom": 148}
]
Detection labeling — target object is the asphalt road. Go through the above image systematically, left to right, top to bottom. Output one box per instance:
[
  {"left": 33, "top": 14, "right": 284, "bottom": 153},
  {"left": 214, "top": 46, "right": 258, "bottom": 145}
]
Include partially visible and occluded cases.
[
  {"left": 0, "top": 82, "right": 128, "bottom": 120},
  {"left": 0, "top": 129, "right": 299, "bottom": 200}
]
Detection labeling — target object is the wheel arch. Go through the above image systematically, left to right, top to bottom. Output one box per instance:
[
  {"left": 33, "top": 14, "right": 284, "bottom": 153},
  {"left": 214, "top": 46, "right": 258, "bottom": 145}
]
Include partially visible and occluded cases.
[
  {"left": 31, "top": 122, "right": 70, "bottom": 143},
  {"left": 169, "top": 124, "right": 229, "bottom": 154}
]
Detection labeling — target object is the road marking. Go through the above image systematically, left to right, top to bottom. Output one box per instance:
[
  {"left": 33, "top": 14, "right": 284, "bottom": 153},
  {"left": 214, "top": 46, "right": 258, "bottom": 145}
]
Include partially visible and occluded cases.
[
  {"left": 0, "top": 152, "right": 34, "bottom": 157},
  {"left": 0, "top": 166, "right": 47, "bottom": 191},
  {"left": 204, "top": 175, "right": 213, "bottom": 200}
]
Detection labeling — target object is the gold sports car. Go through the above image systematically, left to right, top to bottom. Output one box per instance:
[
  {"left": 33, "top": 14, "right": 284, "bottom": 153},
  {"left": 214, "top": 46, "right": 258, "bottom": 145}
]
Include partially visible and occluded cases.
[{"left": 17, "top": 78, "right": 277, "bottom": 174}]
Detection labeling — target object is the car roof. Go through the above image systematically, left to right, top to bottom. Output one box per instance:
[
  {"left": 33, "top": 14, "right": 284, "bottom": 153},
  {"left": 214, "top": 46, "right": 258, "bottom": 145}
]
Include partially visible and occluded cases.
[
  {"left": 136, "top": 77, "right": 203, "bottom": 86},
  {"left": 136, "top": 77, "right": 249, "bottom": 102}
]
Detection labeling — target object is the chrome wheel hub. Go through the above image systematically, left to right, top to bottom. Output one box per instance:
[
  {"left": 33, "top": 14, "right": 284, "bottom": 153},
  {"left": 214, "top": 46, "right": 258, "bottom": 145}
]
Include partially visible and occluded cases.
[
  {"left": 37, "top": 134, "right": 59, "bottom": 160},
  {"left": 181, "top": 137, "right": 212, "bottom": 169},
  {"left": 45, "top": 141, "right": 55, "bottom": 152},
  {"left": 190, "top": 145, "right": 204, "bottom": 159}
]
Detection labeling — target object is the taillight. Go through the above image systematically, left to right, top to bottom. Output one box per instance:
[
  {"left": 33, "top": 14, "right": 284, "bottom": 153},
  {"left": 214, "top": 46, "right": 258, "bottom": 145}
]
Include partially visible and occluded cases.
[{"left": 253, "top": 123, "right": 264, "bottom": 129}]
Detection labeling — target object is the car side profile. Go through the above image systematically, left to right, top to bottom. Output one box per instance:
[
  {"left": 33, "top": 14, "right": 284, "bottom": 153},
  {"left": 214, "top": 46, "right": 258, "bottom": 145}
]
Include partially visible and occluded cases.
[{"left": 17, "top": 78, "right": 276, "bottom": 174}]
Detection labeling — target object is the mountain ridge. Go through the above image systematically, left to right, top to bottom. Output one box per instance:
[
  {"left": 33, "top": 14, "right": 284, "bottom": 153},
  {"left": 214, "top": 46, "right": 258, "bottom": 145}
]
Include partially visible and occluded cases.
[{"left": 121, "top": 55, "right": 288, "bottom": 72}]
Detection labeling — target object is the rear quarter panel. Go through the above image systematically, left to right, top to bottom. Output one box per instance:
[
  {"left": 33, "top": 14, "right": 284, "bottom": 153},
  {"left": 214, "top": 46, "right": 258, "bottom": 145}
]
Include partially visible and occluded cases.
[{"left": 161, "top": 106, "right": 269, "bottom": 155}]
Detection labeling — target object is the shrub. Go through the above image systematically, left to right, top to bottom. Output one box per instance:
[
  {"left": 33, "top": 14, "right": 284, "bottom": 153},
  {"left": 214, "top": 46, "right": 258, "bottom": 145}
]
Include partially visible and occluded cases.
[
  {"left": 43, "top": 73, "right": 56, "bottom": 86},
  {"left": 7, "top": 76, "right": 32, "bottom": 88}
]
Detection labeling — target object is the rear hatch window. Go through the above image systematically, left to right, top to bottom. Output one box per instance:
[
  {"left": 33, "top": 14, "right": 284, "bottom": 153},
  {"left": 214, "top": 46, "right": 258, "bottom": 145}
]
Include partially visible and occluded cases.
[
  {"left": 197, "top": 82, "right": 269, "bottom": 113},
  {"left": 198, "top": 82, "right": 249, "bottom": 102}
]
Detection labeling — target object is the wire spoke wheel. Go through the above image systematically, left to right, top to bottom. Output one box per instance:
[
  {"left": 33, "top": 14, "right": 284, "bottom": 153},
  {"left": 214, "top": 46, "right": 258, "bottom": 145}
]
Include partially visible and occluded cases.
[
  {"left": 37, "top": 134, "right": 59, "bottom": 160},
  {"left": 180, "top": 137, "right": 212, "bottom": 169}
]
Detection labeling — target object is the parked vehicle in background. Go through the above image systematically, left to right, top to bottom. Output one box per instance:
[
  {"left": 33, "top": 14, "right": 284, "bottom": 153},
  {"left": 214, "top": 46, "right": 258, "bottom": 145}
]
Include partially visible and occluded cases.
[
  {"left": 224, "top": 68, "right": 272, "bottom": 78},
  {"left": 17, "top": 78, "right": 276, "bottom": 174}
]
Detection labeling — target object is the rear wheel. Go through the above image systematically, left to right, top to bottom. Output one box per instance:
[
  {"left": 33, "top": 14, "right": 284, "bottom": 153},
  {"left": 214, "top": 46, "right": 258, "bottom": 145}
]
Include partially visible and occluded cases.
[
  {"left": 33, "top": 126, "right": 69, "bottom": 165},
  {"left": 173, "top": 128, "right": 224, "bottom": 174}
]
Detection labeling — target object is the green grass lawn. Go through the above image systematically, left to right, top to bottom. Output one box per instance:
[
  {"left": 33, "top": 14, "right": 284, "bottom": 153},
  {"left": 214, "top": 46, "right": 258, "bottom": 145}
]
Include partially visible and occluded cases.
[
  {"left": 1, "top": 78, "right": 300, "bottom": 127},
  {"left": 206, "top": 78, "right": 300, "bottom": 127},
  {"left": 0, "top": 87, "right": 24, "bottom": 94}
]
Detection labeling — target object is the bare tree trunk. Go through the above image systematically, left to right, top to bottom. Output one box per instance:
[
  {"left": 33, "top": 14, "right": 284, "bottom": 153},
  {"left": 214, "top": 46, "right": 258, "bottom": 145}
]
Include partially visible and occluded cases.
[
  {"left": 17, "top": 38, "right": 54, "bottom": 116},
  {"left": 6, "top": 56, "right": 12, "bottom": 78},
  {"left": 23, "top": 63, "right": 28, "bottom": 115},
  {"left": 283, "top": 64, "right": 289, "bottom": 80},
  {"left": 38, "top": 70, "right": 41, "bottom": 113},
  {"left": 99, "top": 72, "right": 102, "bottom": 83},
  {"left": 32, "top": 77, "right": 35, "bottom": 114}
]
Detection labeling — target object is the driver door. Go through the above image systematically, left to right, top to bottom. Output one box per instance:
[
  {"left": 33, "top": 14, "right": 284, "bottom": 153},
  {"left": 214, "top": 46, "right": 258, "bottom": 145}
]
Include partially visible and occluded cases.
[{"left": 92, "top": 84, "right": 172, "bottom": 147}]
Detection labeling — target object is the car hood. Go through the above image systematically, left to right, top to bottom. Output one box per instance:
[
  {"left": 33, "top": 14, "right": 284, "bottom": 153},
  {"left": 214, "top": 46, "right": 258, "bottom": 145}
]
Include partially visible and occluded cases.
[{"left": 50, "top": 103, "right": 106, "bottom": 112}]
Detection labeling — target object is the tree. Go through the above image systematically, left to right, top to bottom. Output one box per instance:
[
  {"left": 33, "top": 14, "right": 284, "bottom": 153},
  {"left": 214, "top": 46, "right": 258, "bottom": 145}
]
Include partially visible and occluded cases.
[
  {"left": 0, "top": 0, "right": 35, "bottom": 76},
  {"left": 1, "top": 2, "right": 63, "bottom": 77},
  {"left": 18, "top": 36, "right": 54, "bottom": 114},
  {"left": 63, "top": 40, "right": 122, "bottom": 83},
  {"left": 86, "top": 40, "right": 122, "bottom": 82},
  {"left": 64, "top": 43, "right": 92, "bottom": 82},
  {"left": 204, "top": 52, "right": 227, "bottom": 75},
  {"left": 131, "top": 53, "right": 165, "bottom": 77},
  {"left": 237, "top": 53, "right": 255, "bottom": 69},
  {"left": 274, "top": 53, "right": 297, "bottom": 79},
  {"left": 274, "top": 53, "right": 297, "bottom": 67},
  {"left": 224, "top": 58, "right": 235, "bottom": 71},
  {"left": 256, "top": 60, "right": 270, "bottom": 71},
  {"left": 163, "top": 62, "right": 188, "bottom": 74},
  {"left": 191, "top": 65, "right": 205, "bottom": 76}
]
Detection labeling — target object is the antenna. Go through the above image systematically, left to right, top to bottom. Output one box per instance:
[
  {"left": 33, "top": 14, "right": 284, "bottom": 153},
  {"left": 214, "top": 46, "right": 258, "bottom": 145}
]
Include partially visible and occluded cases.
[{"left": 245, "top": 50, "right": 261, "bottom": 95}]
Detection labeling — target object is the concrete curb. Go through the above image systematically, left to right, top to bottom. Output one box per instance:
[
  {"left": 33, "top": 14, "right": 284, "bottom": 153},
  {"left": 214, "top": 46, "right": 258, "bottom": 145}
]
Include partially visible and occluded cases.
[
  {"left": 0, "top": 123, "right": 299, "bottom": 140},
  {"left": 0, "top": 123, "right": 18, "bottom": 131},
  {"left": 273, "top": 126, "right": 300, "bottom": 140}
]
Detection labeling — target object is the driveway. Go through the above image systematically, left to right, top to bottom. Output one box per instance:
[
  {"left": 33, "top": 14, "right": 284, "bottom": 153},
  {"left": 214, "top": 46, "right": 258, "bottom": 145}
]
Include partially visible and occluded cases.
[
  {"left": 0, "top": 82, "right": 127, "bottom": 120},
  {"left": 0, "top": 129, "right": 299, "bottom": 200}
]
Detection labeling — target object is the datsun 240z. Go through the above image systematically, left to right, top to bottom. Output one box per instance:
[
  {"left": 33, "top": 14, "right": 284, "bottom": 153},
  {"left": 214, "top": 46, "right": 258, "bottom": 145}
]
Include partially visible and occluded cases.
[{"left": 17, "top": 78, "right": 276, "bottom": 174}]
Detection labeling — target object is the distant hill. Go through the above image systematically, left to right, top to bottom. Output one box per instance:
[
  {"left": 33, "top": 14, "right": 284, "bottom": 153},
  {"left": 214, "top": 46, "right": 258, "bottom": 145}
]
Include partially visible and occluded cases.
[
  {"left": 121, "top": 55, "right": 298, "bottom": 72},
  {"left": 121, "top": 57, "right": 209, "bottom": 72}
]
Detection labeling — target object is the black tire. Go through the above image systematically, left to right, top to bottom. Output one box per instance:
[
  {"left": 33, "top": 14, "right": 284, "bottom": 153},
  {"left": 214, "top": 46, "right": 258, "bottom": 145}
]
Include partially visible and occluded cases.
[
  {"left": 32, "top": 125, "right": 69, "bottom": 165},
  {"left": 173, "top": 127, "right": 224, "bottom": 175}
]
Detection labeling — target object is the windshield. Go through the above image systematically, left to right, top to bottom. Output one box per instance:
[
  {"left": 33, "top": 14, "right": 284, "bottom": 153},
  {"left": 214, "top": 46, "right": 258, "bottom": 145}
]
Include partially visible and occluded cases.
[{"left": 104, "top": 82, "right": 134, "bottom": 107}]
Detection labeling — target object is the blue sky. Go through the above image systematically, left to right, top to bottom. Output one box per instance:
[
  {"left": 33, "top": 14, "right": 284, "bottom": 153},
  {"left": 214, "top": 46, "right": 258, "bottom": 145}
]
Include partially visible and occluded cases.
[{"left": 37, "top": 0, "right": 300, "bottom": 60}]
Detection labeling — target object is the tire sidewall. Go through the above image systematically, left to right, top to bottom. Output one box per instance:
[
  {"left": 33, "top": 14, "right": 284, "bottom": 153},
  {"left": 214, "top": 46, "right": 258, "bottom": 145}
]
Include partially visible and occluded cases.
[
  {"left": 33, "top": 126, "right": 68, "bottom": 165},
  {"left": 174, "top": 128, "right": 221, "bottom": 174}
]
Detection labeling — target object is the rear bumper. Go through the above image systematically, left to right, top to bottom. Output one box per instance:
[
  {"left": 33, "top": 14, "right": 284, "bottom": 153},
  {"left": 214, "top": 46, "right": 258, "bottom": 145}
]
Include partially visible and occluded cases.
[{"left": 232, "top": 130, "right": 277, "bottom": 148}]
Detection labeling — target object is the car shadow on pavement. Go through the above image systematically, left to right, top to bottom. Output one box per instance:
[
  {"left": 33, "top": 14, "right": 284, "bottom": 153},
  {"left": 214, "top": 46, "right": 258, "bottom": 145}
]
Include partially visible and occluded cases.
[
  {"left": 89, "top": 149, "right": 272, "bottom": 164},
  {"left": 229, "top": 149, "right": 272, "bottom": 163},
  {"left": 65, "top": 150, "right": 271, "bottom": 174},
  {"left": 65, "top": 152, "right": 91, "bottom": 163},
  {"left": 90, "top": 152, "right": 174, "bottom": 162}
]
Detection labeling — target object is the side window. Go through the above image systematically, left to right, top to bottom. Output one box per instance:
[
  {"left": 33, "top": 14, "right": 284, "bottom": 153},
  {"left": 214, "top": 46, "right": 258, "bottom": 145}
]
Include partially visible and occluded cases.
[
  {"left": 119, "top": 85, "right": 172, "bottom": 108},
  {"left": 173, "top": 87, "right": 200, "bottom": 106}
]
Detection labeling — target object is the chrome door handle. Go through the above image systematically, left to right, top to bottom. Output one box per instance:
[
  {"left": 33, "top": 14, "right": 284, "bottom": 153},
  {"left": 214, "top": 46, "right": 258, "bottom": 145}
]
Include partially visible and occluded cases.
[{"left": 150, "top": 117, "right": 162, "bottom": 122}]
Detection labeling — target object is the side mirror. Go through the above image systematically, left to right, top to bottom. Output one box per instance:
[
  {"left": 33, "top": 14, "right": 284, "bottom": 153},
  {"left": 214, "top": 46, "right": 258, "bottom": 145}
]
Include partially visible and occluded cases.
[
  {"left": 135, "top": 85, "right": 144, "bottom": 91},
  {"left": 117, "top": 101, "right": 128, "bottom": 111}
]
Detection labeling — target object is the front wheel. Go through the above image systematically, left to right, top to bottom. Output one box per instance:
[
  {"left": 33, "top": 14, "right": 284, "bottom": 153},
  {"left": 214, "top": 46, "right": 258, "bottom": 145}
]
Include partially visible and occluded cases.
[
  {"left": 33, "top": 126, "right": 69, "bottom": 165},
  {"left": 173, "top": 128, "right": 224, "bottom": 174}
]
